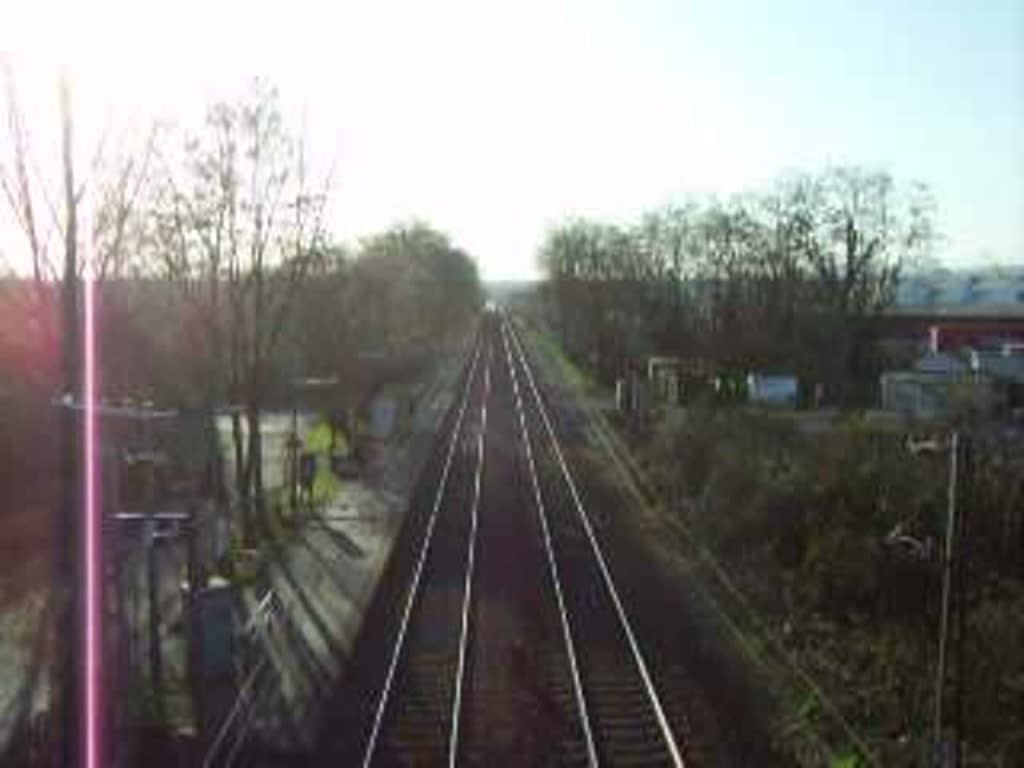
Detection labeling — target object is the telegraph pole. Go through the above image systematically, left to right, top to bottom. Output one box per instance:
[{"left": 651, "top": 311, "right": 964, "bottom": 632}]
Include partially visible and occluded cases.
[
  {"left": 55, "top": 73, "right": 81, "bottom": 768},
  {"left": 931, "top": 431, "right": 972, "bottom": 766},
  {"left": 933, "top": 432, "right": 958, "bottom": 760},
  {"left": 953, "top": 435, "right": 972, "bottom": 766}
]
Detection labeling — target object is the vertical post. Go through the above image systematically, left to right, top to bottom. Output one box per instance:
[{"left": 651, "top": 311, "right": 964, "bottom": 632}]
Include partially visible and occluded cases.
[
  {"left": 56, "top": 74, "right": 81, "bottom": 768},
  {"left": 290, "top": 395, "right": 298, "bottom": 515},
  {"left": 144, "top": 420, "right": 165, "bottom": 723},
  {"left": 933, "top": 431, "right": 959, "bottom": 763},
  {"left": 953, "top": 435, "right": 971, "bottom": 766},
  {"left": 109, "top": 451, "right": 128, "bottom": 756},
  {"left": 185, "top": 494, "right": 203, "bottom": 748},
  {"left": 186, "top": 499, "right": 201, "bottom": 610}
]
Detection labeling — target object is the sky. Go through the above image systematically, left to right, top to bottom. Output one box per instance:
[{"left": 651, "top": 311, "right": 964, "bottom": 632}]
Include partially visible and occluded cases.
[{"left": 2, "top": 0, "right": 1023, "bottom": 280}]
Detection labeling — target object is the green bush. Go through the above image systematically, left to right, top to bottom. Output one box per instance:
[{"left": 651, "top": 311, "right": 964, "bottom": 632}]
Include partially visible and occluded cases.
[{"left": 643, "top": 404, "right": 1023, "bottom": 762}]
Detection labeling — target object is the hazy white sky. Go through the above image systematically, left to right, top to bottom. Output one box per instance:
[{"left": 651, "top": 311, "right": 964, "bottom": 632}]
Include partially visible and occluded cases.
[{"left": 3, "top": 0, "right": 1023, "bottom": 279}]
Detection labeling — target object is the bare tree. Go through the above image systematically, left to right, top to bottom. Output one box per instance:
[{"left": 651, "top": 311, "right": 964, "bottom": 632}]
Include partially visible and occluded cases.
[
  {"left": 1, "top": 58, "right": 160, "bottom": 395},
  {"left": 1, "top": 60, "right": 50, "bottom": 283},
  {"left": 1, "top": 62, "right": 162, "bottom": 762},
  {"left": 2, "top": 62, "right": 158, "bottom": 281},
  {"left": 154, "top": 81, "right": 331, "bottom": 542},
  {"left": 792, "top": 168, "right": 936, "bottom": 402}
]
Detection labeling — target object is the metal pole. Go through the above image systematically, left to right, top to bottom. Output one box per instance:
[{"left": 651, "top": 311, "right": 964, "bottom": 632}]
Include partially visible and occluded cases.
[
  {"left": 56, "top": 74, "right": 82, "bottom": 768},
  {"left": 290, "top": 395, "right": 298, "bottom": 515},
  {"left": 144, "top": 420, "right": 165, "bottom": 724},
  {"left": 933, "top": 431, "right": 958, "bottom": 762},
  {"left": 954, "top": 436, "right": 971, "bottom": 767},
  {"left": 110, "top": 451, "right": 128, "bottom": 758},
  {"left": 185, "top": 495, "right": 204, "bottom": 749}
]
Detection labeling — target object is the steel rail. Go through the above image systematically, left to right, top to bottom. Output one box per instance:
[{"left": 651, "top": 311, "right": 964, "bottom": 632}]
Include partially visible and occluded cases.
[
  {"left": 506, "top": 318, "right": 686, "bottom": 768},
  {"left": 500, "top": 319, "right": 599, "bottom": 767},
  {"left": 360, "top": 338, "right": 484, "bottom": 768},
  {"left": 447, "top": 342, "right": 492, "bottom": 767}
]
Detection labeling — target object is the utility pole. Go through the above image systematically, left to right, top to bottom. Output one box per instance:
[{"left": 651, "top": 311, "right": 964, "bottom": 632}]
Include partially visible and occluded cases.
[
  {"left": 55, "top": 74, "right": 81, "bottom": 768},
  {"left": 290, "top": 387, "right": 299, "bottom": 516},
  {"left": 142, "top": 418, "right": 166, "bottom": 725},
  {"left": 933, "top": 431, "right": 957, "bottom": 764},
  {"left": 932, "top": 432, "right": 971, "bottom": 766},
  {"left": 953, "top": 436, "right": 972, "bottom": 767}
]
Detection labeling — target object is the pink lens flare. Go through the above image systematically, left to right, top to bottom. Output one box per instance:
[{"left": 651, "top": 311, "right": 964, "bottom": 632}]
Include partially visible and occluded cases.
[{"left": 82, "top": 223, "right": 101, "bottom": 768}]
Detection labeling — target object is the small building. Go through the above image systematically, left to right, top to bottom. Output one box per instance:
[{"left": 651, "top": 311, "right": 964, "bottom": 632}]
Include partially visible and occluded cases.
[
  {"left": 975, "top": 348, "right": 1024, "bottom": 413},
  {"left": 880, "top": 352, "right": 1005, "bottom": 421},
  {"left": 646, "top": 356, "right": 683, "bottom": 404},
  {"left": 645, "top": 357, "right": 718, "bottom": 405},
  {"left": 615, "top": 372, "right": 651, "bottom": 416},
  {"left": 746, "top": 374, "right": 798, "bottom": 408}
]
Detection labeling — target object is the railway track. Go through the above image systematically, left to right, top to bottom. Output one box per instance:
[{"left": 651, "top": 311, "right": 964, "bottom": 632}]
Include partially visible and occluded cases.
[
  {"left": 315, "top": 312, "right": 700, "bottom": 766},
  {"left": 501, "top": 317, "right": 689, "bottom": 767},
  {"left": 306, "top": 331, "right": 485, "bottom": 767},
  {"left": 361, "top": 334, "right": 489, "bottom": 767}
]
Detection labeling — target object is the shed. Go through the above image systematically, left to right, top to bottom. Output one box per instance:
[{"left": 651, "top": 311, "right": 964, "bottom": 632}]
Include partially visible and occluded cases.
[{"left": 746, "top": 374, "right": 798, "bottom": 408}]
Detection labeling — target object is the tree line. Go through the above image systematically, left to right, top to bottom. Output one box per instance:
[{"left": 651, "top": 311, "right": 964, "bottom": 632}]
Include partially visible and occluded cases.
[
  {"left": 1, "top": 71, "right": 483, "bottom": 763},
  {"left": 1, "top": 76, "right": 483, "bottom": 544},
  {"left": 539, "top": 168, "right": 936, "bottom": 406}
]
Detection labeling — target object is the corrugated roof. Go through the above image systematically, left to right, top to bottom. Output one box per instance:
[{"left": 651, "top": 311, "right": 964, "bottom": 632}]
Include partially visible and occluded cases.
[{"left": 887, "top": 303, "right": 1024, "bottom": 319}]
